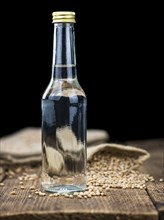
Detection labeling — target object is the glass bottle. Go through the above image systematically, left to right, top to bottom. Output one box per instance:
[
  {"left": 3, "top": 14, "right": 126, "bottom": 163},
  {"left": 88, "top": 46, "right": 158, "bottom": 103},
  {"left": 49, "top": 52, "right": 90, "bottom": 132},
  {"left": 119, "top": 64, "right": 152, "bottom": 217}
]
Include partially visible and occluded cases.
[{"left": 41, "top": 11, "right": 87, "bottom": 193}]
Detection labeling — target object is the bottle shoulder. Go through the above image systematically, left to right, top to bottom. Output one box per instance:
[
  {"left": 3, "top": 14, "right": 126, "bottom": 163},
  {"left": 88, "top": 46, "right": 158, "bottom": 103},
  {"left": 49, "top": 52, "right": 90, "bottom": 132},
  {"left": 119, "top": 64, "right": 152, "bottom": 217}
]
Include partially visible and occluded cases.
[{"left": 42, "top": 78, "right": 86, "bottom": 100}]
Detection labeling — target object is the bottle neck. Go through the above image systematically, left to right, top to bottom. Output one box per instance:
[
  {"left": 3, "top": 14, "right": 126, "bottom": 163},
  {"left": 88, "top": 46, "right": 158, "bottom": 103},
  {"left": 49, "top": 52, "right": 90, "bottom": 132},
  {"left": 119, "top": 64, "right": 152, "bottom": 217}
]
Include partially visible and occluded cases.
[{"left": 52, "top": 23, "right": 77, "bottom": 79}]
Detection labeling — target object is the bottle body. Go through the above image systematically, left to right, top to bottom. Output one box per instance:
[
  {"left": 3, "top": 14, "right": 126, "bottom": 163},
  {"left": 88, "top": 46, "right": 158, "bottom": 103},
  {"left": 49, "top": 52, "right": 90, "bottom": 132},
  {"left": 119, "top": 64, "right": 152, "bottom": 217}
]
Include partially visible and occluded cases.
[
  {"left": 41, "top": 14, "right": 87, "bottom": 193},
  {"left": 41, "top": 79, "right": 87, "bottom": 193}
]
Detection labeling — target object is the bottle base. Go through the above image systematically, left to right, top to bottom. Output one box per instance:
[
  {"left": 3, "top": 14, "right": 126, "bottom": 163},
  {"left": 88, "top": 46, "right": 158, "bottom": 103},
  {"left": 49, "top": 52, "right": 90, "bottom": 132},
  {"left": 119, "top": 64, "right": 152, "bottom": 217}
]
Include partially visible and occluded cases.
[
  {"left": 41, "top": 172, "right": 86, "bottom": 193},
  {"left": 42, "top": 184, "right": 86, "bottom": 194}
]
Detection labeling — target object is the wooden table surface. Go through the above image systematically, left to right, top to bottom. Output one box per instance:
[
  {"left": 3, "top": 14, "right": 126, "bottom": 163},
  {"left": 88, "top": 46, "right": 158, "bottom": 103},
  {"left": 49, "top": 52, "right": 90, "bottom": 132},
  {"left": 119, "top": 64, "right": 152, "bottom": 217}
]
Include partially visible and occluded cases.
[{"left": 0, "top": 139, "right": 164, "bottom": 220}]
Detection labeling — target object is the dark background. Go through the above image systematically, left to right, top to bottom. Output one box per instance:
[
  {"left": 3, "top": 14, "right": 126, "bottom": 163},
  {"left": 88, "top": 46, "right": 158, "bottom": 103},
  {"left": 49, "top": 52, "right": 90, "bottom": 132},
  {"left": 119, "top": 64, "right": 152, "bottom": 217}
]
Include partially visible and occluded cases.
[{"left": 1, "top": 1, "right": 163, "bottom": 141}]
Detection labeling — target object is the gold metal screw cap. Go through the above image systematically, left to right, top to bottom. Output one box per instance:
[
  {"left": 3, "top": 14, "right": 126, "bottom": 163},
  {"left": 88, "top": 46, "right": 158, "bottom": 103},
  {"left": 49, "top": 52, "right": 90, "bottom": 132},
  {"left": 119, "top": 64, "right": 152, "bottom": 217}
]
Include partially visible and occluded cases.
[{"left": 52, "top": 11, "right": 76, "bottom": 23}]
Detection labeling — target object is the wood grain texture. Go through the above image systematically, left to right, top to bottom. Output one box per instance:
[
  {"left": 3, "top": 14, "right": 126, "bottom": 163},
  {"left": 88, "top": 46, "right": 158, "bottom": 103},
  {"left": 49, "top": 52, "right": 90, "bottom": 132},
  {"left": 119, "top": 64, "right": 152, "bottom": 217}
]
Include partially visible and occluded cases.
[
  {"left": 1, "top": 138, "right": 164, "bottom": 220},
  {"left": 127, "top": 139, "right": 164, "bottom": 220},
  {"left": 0, "top": 171, "right": 157, "bottom": 220},
  {"left": 147, "top": 182, "right": 164, "bottom": 220}
]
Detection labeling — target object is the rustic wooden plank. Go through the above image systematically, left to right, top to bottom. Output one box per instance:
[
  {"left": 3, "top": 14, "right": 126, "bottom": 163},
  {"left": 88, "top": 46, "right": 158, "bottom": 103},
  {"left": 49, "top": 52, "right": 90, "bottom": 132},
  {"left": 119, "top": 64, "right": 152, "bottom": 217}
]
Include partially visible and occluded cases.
[
  {"left": 1, "top": 139, "right": 163, "bottom": 220},
  {"left": 127, "top": 139, "right": 164, "bottom": 220},
  {"left": 0, "top": 174, "right": 158, "bottom": 220},
  {"left": 147, "top": 182, "right": 164, "bottom": 220}
]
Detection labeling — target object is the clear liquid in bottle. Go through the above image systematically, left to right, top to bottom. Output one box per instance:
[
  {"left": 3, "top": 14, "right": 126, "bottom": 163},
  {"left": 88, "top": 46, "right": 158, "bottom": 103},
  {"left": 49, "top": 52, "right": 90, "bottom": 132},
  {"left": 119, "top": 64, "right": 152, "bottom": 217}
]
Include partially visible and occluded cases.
[{"left": 41, "top": 93, "right": 87, "bottom": 193}]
